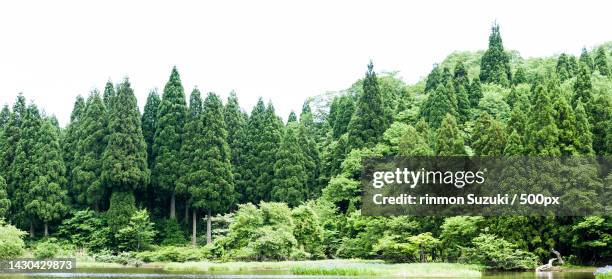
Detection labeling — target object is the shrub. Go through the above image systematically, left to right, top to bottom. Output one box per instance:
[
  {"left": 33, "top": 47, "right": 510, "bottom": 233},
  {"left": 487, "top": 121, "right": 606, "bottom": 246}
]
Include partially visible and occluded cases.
[
  {"left": 56, "top": 209, "right": 111, "bottom": 252},
  {"left": 115, "top": 209, "right": 156, "bottom": 252},
  {"left": 157, "top": 218, "right": 186, "bottom": 246},
  {"left": 0, "top": 220, "right": 26, "bottom": 259},
  {"left": 248, "top": 226, "right": 297, "bottom": 261},
  {"left": 460, "top": 234, "right": 538, "bottom": 270},
  {"left": 373, "top": 235, "right": 417, "bottom": 263},
  {"left": 34, "top": 241, "right": 61, "bottom": 259},
  {"left": 135, "top": 246, "right": 206, "bottom": 262}
]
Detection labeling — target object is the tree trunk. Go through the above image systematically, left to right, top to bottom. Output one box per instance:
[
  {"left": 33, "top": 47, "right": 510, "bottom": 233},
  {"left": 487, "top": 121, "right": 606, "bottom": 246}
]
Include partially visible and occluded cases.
[
  {"left": 170, "top": 192, "right": 176, "bottom": 219},
  {"left": 184, "top": 202, "right": 189, "bottom": 224},
  {"left": 192, "top": 210, "right": 197, "bottom": 247},
  {"left": 206, "top": 210, "right": 212, "bottom": 245},
  {"left": 30, "top": 223, "right": 35, "bottom": 238},
  {"left": 44, "top": 223, "right": 48, "bottom": 236}
]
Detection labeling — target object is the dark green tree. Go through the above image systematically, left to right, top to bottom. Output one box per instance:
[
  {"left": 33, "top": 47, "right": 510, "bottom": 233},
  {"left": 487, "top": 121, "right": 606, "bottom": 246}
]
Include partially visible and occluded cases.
[
  {"left": 479, "top": 23, "right": 512, "bottom": 86},
  {"left": 593, "top": 46, "right": 610, "bottom": 76},
  {"left": 579, "top": 47, "right": 594, "bottom": 73},
  {"left": 556, "top": 54, "right": 572, "bottom": 82},
  {"left": 347, "top": 61, "right": 387, "bottom": 149},
  {"left": 572, "top": 63, "right": 593, "bottom": 107},
  {"left": 425, "top": 64, "right": 442, "bottom": 93},
  {"left": 513, "top": 65, "right": 527, "bottom": 85},
  {"left": 153, "top": 67, "right": 187, "bottom": 219},
  {"left": 468, "top": 78, "right": 483, "bottom": 108},
  {"left": 102, "top": 79, "right": 149, "bottom": 214},
  {"left": 102, "top": 80, "right": 116, "bottom": 111},
  {"left": 526, "top": 83, "right": 560, "bottom": 155},
  {"left": 421, "top": 84, "right": 457, "bottom": 128},
  {"left": 141, "top": 90, "right": 160, "bottom": 168},
  {"left": 72, "top": 91, "right": 108, "bottom": 210},
  {"left": 224, "top": 92, "right": 248, "bottom": 203},
  {"left": 189, "top": 93, "right": 234, "bottom": 245},
  {"left": 0, "top": 95, "right": 26, "bottom": 181},
  {"left": 63, "top": 95, "right": 85, "bottom": 196},
  {"left": 329, "top": 95, "right": 355, "bottom": 139},
  {"left": 553, "top": 95, "right": 577, "bottom": 155},
  {"left": 589, "top": 95, "right": 611, "bottom": 155},
  {"left": 574, "top": 101, "right": 594, "bottom": 155},
  {"left": 253, "top": 102, "right": 284, "bottom": 201},
  {"left": 0, "top": 105, "right": 9, "bottom": 129},
  {"left": 287, "top": 111, "right": 297, "bottom": 124},
  {"left": 472, "top": 113, "right": 507, "bottom": 155},
  {"left": 435, "top": 114, "right": 465, "bottom": 155},
  {"left": 271, "top": 124, "right": 307, "bottom": 207},
  {"left": 504, "top": 130, "right": 523, "bottom": 155},
  {"left": 0, "top": 176, "right": 9, "bottom": 219},
  {"left": 106, "top": 190, "right": 136, "bottom": 233}
]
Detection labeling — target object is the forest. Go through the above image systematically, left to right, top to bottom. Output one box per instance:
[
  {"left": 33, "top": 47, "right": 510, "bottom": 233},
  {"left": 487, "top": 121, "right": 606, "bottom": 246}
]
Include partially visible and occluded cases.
[{"left": 0, "top": 23, "right": 610, "bottom": 270}]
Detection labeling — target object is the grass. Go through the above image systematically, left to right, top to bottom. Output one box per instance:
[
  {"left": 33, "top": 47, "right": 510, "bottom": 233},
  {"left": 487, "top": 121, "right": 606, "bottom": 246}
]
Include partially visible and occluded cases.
[{"left": 163, "top": 260, "right": 483, "bottom": 277}]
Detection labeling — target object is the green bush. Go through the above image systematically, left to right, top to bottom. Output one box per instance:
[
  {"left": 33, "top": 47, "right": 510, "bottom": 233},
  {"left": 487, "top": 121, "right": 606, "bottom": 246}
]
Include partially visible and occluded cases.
[
  {"left": 56, "top": 209, "right": 111, "bottom": 252},
  {"left": 115, "top": 209, "right": 156, "bottom": 252},
  {"left": 158, "top": 218, "right": 186, "bottom": 246},
  {"left": 0, "top": 220, "right": 26, "bottom": 259},
  {"left": 248, "top": 226, "right": 297, "bottom": 261},
  {"left": 460, "top": 234, "right": 538, "bottom": 270},
  {"left": 372, "top": 235, "right": 417, "bottom": 263},
  {"left": 34, "top": 241, "right": 61, "bottom": 259},
  {"left": 135, "top": 246, "right": 207, "bottom": 262}
]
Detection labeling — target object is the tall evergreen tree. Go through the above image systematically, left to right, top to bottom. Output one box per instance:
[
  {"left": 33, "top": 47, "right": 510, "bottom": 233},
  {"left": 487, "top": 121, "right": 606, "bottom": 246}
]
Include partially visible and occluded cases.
[
  {"left": 479, "top": 23, "right": 512, "bottom": 86},
  {"left": 593, "top": 46, "right": 610, "bottom": 76},
  {"left": 579, "top": 47, "right": 594, "bottom": 73},
  {"left": 556, "top": 53, "right": 572, "bottom": 82},
  {"left": 347, "top": 61, "right": 387, "bottom": 149},
  {"left": 452, "top": 61, "right": 471, "bottom": 122},
  {"left": 572, "top": 63, "right": 593, "bottom": 107},
  {"left": 425, "top": 64, "right": 442, "bottom": 93},
  {"left": 513, "top": 65, "right": 527, "bottom": 85},
  {"left": 153, "top": 67, "right": 187, "bottom": 219},
  {"left": 102, "top": 78, "right": 149, "bottom": 228},
  {"left": 468, "top": 78, "right": 483, "bottom": 108},
  {"left": 102, "top": 80, "right": 116, "bottom": 111},
  {"left": 526, "top": 83, "right": 560, "bottom": 155},
  {"left": 421, "top": 84, "right": 457, "bottom": 128},
  {"left": 142, "top": 90, "right": 161, "bottom": 168},
  {"left": 72, "top": 91, "right": 108, "bottom": 210},
  {"left": 224, "top": 92, "right": 248, "bottom": 203},
  {"left": 189, "top": 93, "right": 234, "bottom": 245},
  {"left": 0, "top": 95, "right": 26, "bottom": 180},
  {"left": 63, "top": 95, "right": 85, "bottom": 198},
  {"left": 329, "top": 95, "right": 355, "bottom": 139},
  {"left": 553, "top": 95, "right": 578, "bottom": 155},
  {"left": 589, "top": 95, "right": 611, "bottom": 155},
  {"left": 574, "top": 101, "right": 594, "bottom": 155},
  {"left": 0, "top": 105, "right": 9, "bottom": 129},
  {"left": 287, "top": 111, "right": 298, "bottom": 124},
  {"left": 435, "top": 114, "right": 465, "bottom": 155},
  {"left": 26, "top": 118, "right": 68, "bottom": 236},
  {"left": 272, "top": 124, "right": 307, "bottom": 207},
  {"left": 504, "top": 130, "right": 523, "bottom": 155},
  {"left": 0, "top": 176, "right": 9, "bottom": 218}
]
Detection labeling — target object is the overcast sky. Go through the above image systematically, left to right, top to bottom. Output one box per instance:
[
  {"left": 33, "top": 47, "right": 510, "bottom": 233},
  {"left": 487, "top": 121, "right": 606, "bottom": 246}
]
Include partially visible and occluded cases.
[{"left": 0, "top": 0, "right": 610, "bottom": 127}]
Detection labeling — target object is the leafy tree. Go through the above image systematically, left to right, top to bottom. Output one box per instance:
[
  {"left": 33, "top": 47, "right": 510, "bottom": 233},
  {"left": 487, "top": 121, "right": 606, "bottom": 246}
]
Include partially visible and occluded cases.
[
  {"left": 479, "top": 23, "right": 512, "bottom": 86},
  {"left": 593, "top": 46, "right": 610, "bottom": 76},
  {"left": 579, "top": 47, "right": 594, "bottom": 73},
  {"left": 347, "top": 61, "right": 387, "bottom": 149},
  {"left": 572, "top": 63, "right": 593, "bottom": 107},
  {"left": 153, "top": 67, "right": 187, "bottom": 219},
  {"left": 142, "top": 90, "right": 160, "bottom": 168},
  {"left": 72, "top": 91, "right": 108, "bottom": 210},
  {"left": 189, "top": 93, "right": 234, "bottom": 245},
  {"left": 435, "top": 114, "right": 465, "bottom": 155},
  {"left": 272, "top": 124, "right": 307, "bottom": 207},
  {"left": 398, "top": 125, "right": 433, "bottom": 156},
  {"left": 504, "top": 130, "right": 523, "bottom": 155},
  {"left": 0, "top": 176, "right": 9, "bottom": 218},
  {"left": 291, "top": 204, "right": 324, "bottom": 258},
  {"left": 56, "top": 209, "right": 110, "bottom": 251},
  {"left": 115, "top": 209, "right": 156, "bottom": 251},
  {"left": 440, "top": 216, "right": 482, "bottom": 261},
  {"left": 570, "top": 216, "right": 611, "bottom": 264},
  {"left": 461, "top": 234, "right": 538, "bottom": 270}
]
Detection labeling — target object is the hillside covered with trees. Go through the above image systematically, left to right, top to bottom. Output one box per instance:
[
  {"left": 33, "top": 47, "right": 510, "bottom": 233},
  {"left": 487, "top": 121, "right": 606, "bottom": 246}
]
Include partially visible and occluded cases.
[{"left": 0, "top": 24, "right": 610, "bottom": 269}]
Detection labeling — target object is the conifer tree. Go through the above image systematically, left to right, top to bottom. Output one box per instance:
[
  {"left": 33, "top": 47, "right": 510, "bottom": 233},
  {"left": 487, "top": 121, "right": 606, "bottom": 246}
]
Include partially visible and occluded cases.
[
  {"left": 479, "top": 23, "right": 512, "bottom": 86},
  {"left": 593, "top": 46, "right": 610, "bottom": 76},
  {"left": 579, "top": 47, "right": 594, "bottom": 73},
  {"left": 556, "top": 53, "right": 572, "bottom": 82},
  {"left": 568, "top": 55, "right": 579, "bottom": 76},
  {"left": 347, "top": 61, "right": 387, "bottom": 149},
  {"left": 452, "top": 61, "right": 471, "bottom": 122},
  {"left": 572, "top": 63, "right": 593, "bottom": 107},
  {"left": 425, "top": 64, "right": 442, "bottom": 93},
  {"left": 513, "top": 65, "right": 527, "bottom": 85},
  {"left": 153, "top": 67, "right": 187, "bottom": 219},
  {"left": 468, "top": 77, "right": 483, "bottom": 108},
  {"left": 102, "top": 78, "right": 149, "bottom": 207},
  {"left": 102, "top": 80, "right": 116, "bottom": 111},
  {"left": 526, "top": 83, "right": 560, "bottom": 155},
  {"left": 421, "top": 84, "right": 457, "bottom": 128},
  {"left": 142, "top": 90, "right": 160, "bottom": 168},
  {"left": 72, "top": 91, "right": 108, "bottom": 210},
  {"left": 189, "top": 92, "right": 234, "bottom": 245},
  {"left": 224, "top": 92, "right": 248, "bottom": 202},
  {"left": 0, "top": 95, "right": 26, "bottom": 180},
  {"left": 63, "top": 95, "right": 85, "bottom": 196},
  {"left": 330, "top": 95, "right": 355, "bottom": 139},
  {"left": 553, "top": 95, "right": 577, "bottom": 155},
  {"left": 589, "top": 95, "right": 611, "bottom": 155},
  {"left": 241, "top": 99, "right": 266, "bottom": 203},
  {"left": 574, "top": 101, "right": 594, "bottom": 155},
  {"left": 257, "top": 102, "right": 284, "bottom": 200},
  {"left": 0, "top": 105, "right": 9, "bottom": 129},
  {"left": 506, "top": 106, "right": 527, "bottom": 142},
  {"left": 287, "top": 111, "right": 297, "bottom": 124},
  {"left": 435, "top": 114, "right": 465, "bottom": 155},
  {"left": 26, "top": 118, "right": 68, "bottom": 236},
  {"left": 297, "top": 118, "right": 321, "bottom": 198},
  {"left": 272, "top": 124, "right": 307, "bottom": 207},
  {"left": 398, "top": 125, "right": 433, "bottom": 156},
  {"left": 504, "top": 130, "right": 523, "bottom": 155},
  {"left": 0, "top": 176, "right": 9, "bottom": 218},
  {"left": 107, "top": 190, "right": 136, "bottom": 233}
]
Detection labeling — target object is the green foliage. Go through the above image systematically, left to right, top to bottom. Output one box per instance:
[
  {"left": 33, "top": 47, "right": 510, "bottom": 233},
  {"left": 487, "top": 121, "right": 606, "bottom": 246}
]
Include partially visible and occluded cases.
[
  {"left": 479, "top": 23, "right": 512, "bottom": 87},
  {"left": 579, "top": 47, "right": 594, "bottom": 73},
  {"left": 593, "top": 47, "right": 610, "bottom": 76},
  {"left": 347, "top": 61, "right": 387, "bottom": 149},
  {"left": 573, "top": 63, "right": 593, "bottom": 107},
  {"left": 153, "top": 67, "right": 187, "bottom": 217},
  {"left": 102, "top": 78, "right": 149, "bottom": 191},
  {"left": 526, "top": 83, "right": 560, "bottom": 155},
  {"left": 421, "top": 84, "right": 457, "bottom": 128},
  {"left": 142, "top": 90, "right": 161, "bottom": 168},
  {"left": 328, "top": 95, "right": 355, "bottom": 139},
  {"left": 435, "top": 114, "right": 465, "bottom": 155},
  {"left": 272, "top": 124, "right": 307, "bottom": 206},
  {"left": 0, "top": 177, "right": 9, "bottom": 218},
  {"left": 106, "top": 191, "right": 136, "bottom": 232},
  {"left": 291, "top": 204, "right": 324, "bottom": 258},
  {"left": 56, "top": 209, "right": 110, "bottom": 251},
  {"left": 115, "top": 209, "right": 156, "bottom": 252},
  {"left": 440, "top": 216, "right": 483, "bottom": 261},
  {"left": 570, "top": 216, "right": 611, "bottom": 263},
  {"left": 158, "top": 218, "right": 187, "bottom": 246},
  {"left": 0, "top": 220, "right": 26, "bottom": 259},
  {"left": 460, "top": 234, "right": 538, "bottom": 270},
  {"left": 34, "top": 240, "right": 61, "bottom": 259},
  {"left": 136, "top": 245, "right": 207, "bottom": 262}
]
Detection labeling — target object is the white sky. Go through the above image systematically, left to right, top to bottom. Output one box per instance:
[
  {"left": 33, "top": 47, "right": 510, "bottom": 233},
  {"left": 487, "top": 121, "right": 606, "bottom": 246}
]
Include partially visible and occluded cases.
[{"left": 0, "top": 0, "right": 610, "bottom": 127}]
